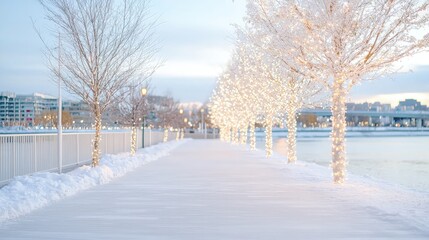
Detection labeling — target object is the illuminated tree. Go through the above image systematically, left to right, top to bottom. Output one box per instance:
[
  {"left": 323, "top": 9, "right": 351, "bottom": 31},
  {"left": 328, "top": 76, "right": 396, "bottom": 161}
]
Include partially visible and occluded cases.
[
  {"left": 248, "top": 0, "right": 429, "bottom": 183},
  {"left": 297, "top": 0, "right": 428, "bottom": 183},
  {"left": 238, "top": 11, "right": 324, "bottom": 162},
  {"left": 210, "top": 40, "right": 286, "bottom": 157},
  {"left": 111, "top": 83, "right": 152, "bottom": 156},
  {"left": 151, "top": 95, "right": 180, "bottom": 141}
]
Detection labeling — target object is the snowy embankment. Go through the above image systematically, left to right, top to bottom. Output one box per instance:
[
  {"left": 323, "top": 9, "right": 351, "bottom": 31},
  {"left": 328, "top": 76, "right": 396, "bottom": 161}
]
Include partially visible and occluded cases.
[
  {"left": 0, "top": 139, "right": 188, "bottom": 223},
  {"left": 254, "top": 147, "right": 429, "bottom": 231}
]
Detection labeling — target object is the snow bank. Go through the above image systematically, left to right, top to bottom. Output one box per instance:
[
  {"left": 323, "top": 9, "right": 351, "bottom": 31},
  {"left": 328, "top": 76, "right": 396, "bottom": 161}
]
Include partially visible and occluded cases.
[
  {"left": 0, "top": 139, "right": 189, "bottom": 223},
  {"left": 247, "top": 147, "right": 429, "bottom": 231}
]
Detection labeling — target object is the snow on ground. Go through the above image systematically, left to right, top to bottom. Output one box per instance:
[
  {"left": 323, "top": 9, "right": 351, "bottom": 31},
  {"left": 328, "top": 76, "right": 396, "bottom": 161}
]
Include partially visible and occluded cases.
[
  {"left": 0, "top": 139, "right": 188, "bottom": 223},
  {"left": 0, "top": 139, "right": 428, "bottom": 239},
  {"left": 257, "top": 149, "right": 429, "bottom": 232}
]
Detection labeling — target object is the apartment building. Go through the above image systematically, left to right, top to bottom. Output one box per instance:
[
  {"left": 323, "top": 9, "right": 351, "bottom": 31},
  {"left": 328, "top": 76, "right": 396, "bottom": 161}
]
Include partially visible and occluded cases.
[
  {"left": 0, "top": 92, "right": 92, "bottom": 127},
  {"left": 0, "top": 92, "right": 57, "bottom": 127}
]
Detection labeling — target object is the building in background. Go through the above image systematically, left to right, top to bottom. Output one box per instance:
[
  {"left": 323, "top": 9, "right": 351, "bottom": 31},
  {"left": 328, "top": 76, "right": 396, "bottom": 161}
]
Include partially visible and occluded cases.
[
  {"left": 0, "top": 92, "right": 92, "bottom": 128},
  {"left": 0, "top": 92, "right": 57, "bottom": 127},
  {"left": 3, "top": 92, "right": 429, "bottom": 129},
  {"left": 299, "top": 99, "right": 429, "bottom": 128},
  {"left": 396, "top": 99, "right": 428, "bottom": 111},
  {"left": 62, "top": 100, "right": 91, "bottom": 128},
  {"left": 346, "top": 102, "right": 392, "bottom": 112}
]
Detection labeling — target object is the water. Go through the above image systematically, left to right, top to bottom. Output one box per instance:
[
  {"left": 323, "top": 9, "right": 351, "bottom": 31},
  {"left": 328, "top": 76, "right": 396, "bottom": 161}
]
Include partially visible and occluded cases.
[{"left": 256, "top": 136, "right": 429, "bottom": 192}]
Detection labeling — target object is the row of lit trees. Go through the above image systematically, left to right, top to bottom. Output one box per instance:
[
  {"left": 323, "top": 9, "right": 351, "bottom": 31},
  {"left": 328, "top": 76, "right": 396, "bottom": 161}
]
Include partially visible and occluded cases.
[{"left": 210, "top": 0, "right": 429, "bottom": 184}]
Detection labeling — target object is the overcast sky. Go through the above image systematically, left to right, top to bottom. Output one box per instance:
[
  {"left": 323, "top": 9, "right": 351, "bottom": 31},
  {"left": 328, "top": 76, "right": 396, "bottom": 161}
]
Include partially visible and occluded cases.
[{"left": 1, "top": 0, "right": 429, "bottom": 106}]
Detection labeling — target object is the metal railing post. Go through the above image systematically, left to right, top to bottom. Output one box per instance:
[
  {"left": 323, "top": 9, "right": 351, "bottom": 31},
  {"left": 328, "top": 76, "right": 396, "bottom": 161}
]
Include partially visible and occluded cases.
[
  {"left": 149, "top": 128, "right": 152, "bottom": 147},
  {"left": 76, "top": 134, "right": 80, "bottom": 165},
  {"left": 34, "top": 135, "right": 37, "bottom": 172},
  {"left": 13, "top": 136, "right": 16, "bottom": 178}
]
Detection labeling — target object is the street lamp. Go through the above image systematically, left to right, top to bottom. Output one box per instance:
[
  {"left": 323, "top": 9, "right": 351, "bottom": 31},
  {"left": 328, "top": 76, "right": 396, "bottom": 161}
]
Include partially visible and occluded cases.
[
  {"left": 141, "top": 87, "right": 147, "bottom": 148},
  {"left": 141, "top": 88, "right": 147, "bottom": 96},
  {"left": 201, "top": 108, "right": 206, "bottom": 138},
  {"left": 179, "top": 109, "right": 184, "bottom": 139}
]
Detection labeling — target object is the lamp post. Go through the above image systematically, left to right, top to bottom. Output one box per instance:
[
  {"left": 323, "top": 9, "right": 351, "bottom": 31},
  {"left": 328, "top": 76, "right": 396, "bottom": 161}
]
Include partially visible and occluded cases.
[
  {"left": 57, "top": 32, "right": 63, "bottom": 174},
  {"left": 141, "top": 87, "right": 147, "bottom": 148},
  {"left": 201, "top": 108, "right": 206, "bottom": 139},
  {"left": 179, "top": 109, "right": 184, "bottom": 138}
]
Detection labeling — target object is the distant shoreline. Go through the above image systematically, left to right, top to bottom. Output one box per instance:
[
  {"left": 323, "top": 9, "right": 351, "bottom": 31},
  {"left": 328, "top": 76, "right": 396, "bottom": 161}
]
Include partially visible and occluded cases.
[{"left": 256, "top": 127, "right": 429, "bottom": 137}]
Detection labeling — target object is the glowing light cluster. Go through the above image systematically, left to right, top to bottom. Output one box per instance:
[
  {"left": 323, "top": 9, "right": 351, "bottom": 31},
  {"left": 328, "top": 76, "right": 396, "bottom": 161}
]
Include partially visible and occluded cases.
[
  {"left": 91, "top": 116, "right": 102, "bottom": 167},
  {"left": 265, "top": 118, "right": 273, "bottom": 157},
  {"left": 249, "top": 123, "right": 256, "bottom": 150},
  {"left": 130, "top": 127, "right": 137, "bottom": 156},
  {"left": 163, "top": 128, "right": 168, "bottom": 143}
]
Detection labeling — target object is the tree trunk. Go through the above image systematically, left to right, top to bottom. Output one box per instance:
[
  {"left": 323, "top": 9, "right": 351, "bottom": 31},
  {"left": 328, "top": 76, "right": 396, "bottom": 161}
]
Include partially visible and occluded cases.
[
  {"left": 331, "top": 80, "right": 348, "bottom": 183},
  {"left": 286, "top": 90, "right": 298, "bottom": 164},
  {"left": 92, "top": 103, "right": 102, "bottom": 167},
  {"left": 286, "top": 110, "right": 298, "bottom": 163},
  {"left": 265, "top": 116, "right": 273, "bottom": 158},
  {"left": 249, "top": 122, "right": 256, "bottom": 150},
  {"left": 130, "top": 125, "right": 137, "bottom": 156},
  {"left": 221, "top": 127, "right": 226, "bottom": 142},
  {"left": 223, "top": 127, "right": 230, "bottom": 142},
  {"left": 226, "top": 127, "right": 234, "bottom": 143},
  {"left": 228, "top": 127, "right": 232, "bottom": 142},
  {"left": 233, "top": 127, "right": 239, "bottom": 144},
  {"left": 240, "top": 127, "right": 247, "bottom": 145},
  {"left": 163, "top": 128, "right": 168, "bottom": 142},
  {"left": 176, "top": 130, "right": 180, "bottom": 141}
]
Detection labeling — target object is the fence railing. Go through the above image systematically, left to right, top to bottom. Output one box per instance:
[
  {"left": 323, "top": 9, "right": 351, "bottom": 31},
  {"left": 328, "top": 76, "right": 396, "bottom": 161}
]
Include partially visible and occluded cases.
[
  {"left": 0, "top": 129, "right": 167, "bottom": 186},
  {"left": 136, "top": 129, "right": 176, "bottom": 148},
  {"left": 184, "top": 131, "right": 219, "bottom": 139}
]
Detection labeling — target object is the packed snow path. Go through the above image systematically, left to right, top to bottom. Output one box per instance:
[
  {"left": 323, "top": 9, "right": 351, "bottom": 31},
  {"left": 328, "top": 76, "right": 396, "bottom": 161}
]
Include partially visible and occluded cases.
[{"left": 1, "top": 139, "right": 428, "bottom": 239}]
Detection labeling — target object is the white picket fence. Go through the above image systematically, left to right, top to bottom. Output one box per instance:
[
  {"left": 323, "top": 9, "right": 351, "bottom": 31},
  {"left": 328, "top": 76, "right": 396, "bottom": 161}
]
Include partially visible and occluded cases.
[{"left": 0, "top": 129, "right": 169, "bottom": 186}]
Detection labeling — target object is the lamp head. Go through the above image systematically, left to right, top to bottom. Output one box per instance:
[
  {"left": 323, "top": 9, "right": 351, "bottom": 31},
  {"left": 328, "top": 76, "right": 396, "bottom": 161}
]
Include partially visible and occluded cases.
[{"left": 141, "top": 88, "right": 147, "bottom": 96}]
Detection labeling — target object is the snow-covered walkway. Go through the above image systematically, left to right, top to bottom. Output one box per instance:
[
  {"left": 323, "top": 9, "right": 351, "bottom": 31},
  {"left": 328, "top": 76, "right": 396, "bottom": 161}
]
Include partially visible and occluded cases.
[{"left": 1, "top": 139, "right": 428, "bottom": 239}]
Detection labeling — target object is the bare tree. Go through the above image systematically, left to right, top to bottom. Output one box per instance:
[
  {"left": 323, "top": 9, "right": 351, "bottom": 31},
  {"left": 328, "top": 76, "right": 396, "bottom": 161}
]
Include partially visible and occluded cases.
[
  {"left": 39, "top": 0, "right": 159, "bottom": 166},
  {"left": 110, "top": 82, "right": 152, "bottom": 155},
  {"left": 150, "top": 95, "right": 180, "bottom": 141},
  {"left": 35, "top": 111, "right": 73, "bottom": 129}
]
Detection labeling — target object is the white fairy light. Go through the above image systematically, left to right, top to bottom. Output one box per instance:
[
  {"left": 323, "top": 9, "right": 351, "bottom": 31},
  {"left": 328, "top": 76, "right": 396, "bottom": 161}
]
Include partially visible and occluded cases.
[
  {"left": 249, "top": 122, "right": 256, "bottom": 150},
  {"left": 163, "top": 128, "right": 168, "bottom": 143}
]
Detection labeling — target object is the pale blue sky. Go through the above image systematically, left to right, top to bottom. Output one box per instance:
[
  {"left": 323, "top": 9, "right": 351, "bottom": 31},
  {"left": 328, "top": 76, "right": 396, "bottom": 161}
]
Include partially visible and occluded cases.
[{"left": 1, "top": 0, "right": 429, "bottom": 106}]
